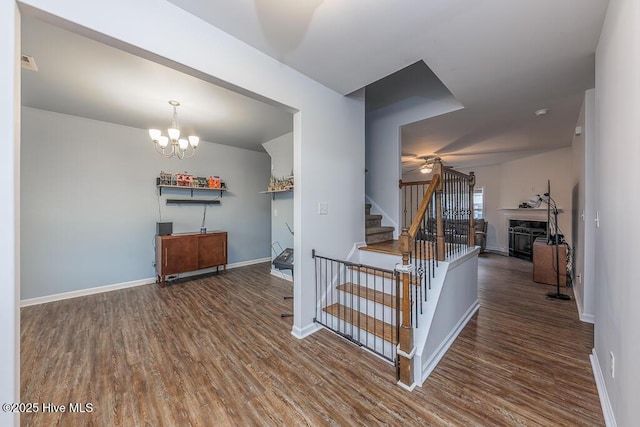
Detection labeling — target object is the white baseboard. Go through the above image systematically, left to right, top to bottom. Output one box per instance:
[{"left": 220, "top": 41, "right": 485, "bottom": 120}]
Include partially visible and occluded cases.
[
  {"left": 485, "top": 246, "right": 508, "bottom": 256},
  {"left": 21, "top": 256, "right": 272, "bottom": 307},
  {"left": 228, "top": 257, "right": 271, "bottom": 269},
  {"left": 270, "top": 268, "right": 293, "bottom": 282},
  {"left": 20, "top": 277, "right": 156, "bottom": 307},
  {"left": 573, "top": 287, "right": 595, "bottom": 324},
  {"left": 420, "top": 300, "right": 480, "bottom": 383},
  {"left": 291, "top": 322, "right": 322, "bottom": 339},
  {"left": 590, "top": 349, "right": 617, "bottom": 427}
]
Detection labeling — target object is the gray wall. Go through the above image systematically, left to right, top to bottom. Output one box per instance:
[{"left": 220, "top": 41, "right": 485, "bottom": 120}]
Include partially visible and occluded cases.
[
  {"left": 594, "top": 0, "right": 640, "bottom": 424},
  {"left": 366, "top": 96, "right": 462, "bottom": 235},
  {"left": 21, "top": 107, "right": 271, "bottom": 299},
  {"left": 262, "top": 133, "right": 293, "bottom": 277}
]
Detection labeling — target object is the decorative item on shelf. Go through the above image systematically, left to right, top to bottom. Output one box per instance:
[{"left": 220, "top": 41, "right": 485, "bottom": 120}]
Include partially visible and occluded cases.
[
  {"left": 148, "top": 100, "right": 200, "bottom": 159},
  {"left": 159, "top": 171, "right": 172, "bottom": 186},
  {"left": 176, "top": 172, "right": 194, "bottom": 187},
  {"left": 268, "top": 175, "right": 294, "bottom": 191},
  {"left": 195, "top": 177, "right": 207, "bottom": 188}
]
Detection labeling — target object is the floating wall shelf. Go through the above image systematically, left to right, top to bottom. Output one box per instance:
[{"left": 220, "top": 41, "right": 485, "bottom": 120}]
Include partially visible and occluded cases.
[
  {"left": 158, "top": 184, "right": 227, "bottom": 197},
  {"left": 259, "top": 188, "right": 293, "bottom": 200},
  {"left": 166, "top": 199, "right": 221, "bottom": 205}
]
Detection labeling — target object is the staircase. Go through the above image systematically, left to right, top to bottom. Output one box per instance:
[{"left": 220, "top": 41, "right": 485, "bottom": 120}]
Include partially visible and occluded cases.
[
  {"left": 315, "top": 160, "right": 480, "bottom": 389},
  {"left": 365, "top": 204, "right": 394, "bottom": 244},
  {"left": 315, "top": 251, "right": 402, "bottom": 362}
]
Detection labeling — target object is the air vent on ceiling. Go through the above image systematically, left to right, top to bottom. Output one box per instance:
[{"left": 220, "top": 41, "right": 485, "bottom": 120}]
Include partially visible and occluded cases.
[{"left": 21, "top": 54, "right": 38, "bottom": 71}]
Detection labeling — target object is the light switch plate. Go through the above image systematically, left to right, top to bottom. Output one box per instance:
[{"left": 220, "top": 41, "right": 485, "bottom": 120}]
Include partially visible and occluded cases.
[{"left": 318, "top": 202, "right": 328, "bottom": 215}]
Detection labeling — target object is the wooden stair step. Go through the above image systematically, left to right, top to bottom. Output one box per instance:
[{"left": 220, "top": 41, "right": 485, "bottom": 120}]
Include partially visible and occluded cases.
[
  {"left": 365, "top": 226, "right": 394, "bottom": 235},
  {"left": 359, "top": 240, "right": 435, "bottom": 260},
  {"left": 346, "top": 265, "right": 419, "bottom": 285},
  {"left": 336, "top": 282, "right": 399, "bottom": 308},
  {"left": 322, "top": 303, "right": 397, "bottom": 344}
]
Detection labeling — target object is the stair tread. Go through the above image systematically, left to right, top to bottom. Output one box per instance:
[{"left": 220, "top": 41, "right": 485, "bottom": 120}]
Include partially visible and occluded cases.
[
  {"left": 365, "top": 214, "right": 383, "bottom": 220},
  {"left": 359, "top": 240, "right": 435, "bottom": 260},
  {"left": 346, "top": 265, "right": 419, "bottom": 285},
  {"left": 336, "top": 282, "right": 399, "bottom": 308},
  {"left": 322, "top": 303, "right": 397, "bottom": 344}
]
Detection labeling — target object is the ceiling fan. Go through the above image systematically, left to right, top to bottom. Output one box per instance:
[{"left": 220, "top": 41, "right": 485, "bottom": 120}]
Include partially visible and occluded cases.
[{"left": 402, "top": 154, "right": 437, "bottom": 174}]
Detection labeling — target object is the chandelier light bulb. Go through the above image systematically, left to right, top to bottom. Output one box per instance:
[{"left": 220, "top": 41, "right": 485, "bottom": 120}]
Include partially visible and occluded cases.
[
  {"left": 168, "top": 127, "right": 180, "bottom": 141},
  {"left": 148, "top": 129, "right": 161, "bottom": 141},
  {"left": 158, "top": 136, "right": 169, "bottom": 148},
  {"left": 188, "top": 136, "right": 200, "bottom": 148},
  {"left": 178, "top": 138, "right": 189, "bottom": 150}
]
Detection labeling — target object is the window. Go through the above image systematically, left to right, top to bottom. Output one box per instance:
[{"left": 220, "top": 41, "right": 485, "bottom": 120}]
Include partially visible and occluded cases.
[{"left": 473, "top": 188, "right": 484, "bottom": 219}]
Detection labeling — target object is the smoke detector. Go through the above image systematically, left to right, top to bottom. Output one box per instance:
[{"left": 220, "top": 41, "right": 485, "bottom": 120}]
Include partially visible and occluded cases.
[{"left": 21, "top": 54, "right": 38, "bottom": 72}]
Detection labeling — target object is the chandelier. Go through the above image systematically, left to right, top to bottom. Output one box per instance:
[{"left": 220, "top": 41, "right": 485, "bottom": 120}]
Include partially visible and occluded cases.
[{"left": 148, "top": 100, "right": 199, "bottom": 159}]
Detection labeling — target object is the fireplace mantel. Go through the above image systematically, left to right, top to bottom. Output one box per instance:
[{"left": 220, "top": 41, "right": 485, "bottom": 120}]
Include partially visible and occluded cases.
[{"left": 498, "top": 208, "right": 564, "bottom": 213}]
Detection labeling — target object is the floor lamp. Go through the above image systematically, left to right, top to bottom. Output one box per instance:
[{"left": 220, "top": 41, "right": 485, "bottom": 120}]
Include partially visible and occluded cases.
[{"left": 546, "top": 202, "right": 571, "bottom": 300}]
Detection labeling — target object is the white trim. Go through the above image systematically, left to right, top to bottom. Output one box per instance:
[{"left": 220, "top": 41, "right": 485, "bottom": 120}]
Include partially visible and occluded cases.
[
  {"left": 347, "top": 241, "right": 367, "bottom": 262},
  {"left": 485, "top": 246, "right": 507, "bottom": 255},
  {"left": 21, "top": 257, "right": 272, "bottom": 307},
  {"left": 227, "top": 257, "right": 271, "bottom": 269},
  {"left": 270, "top": 268, "right": 293, "bottom": 282},
  {"left": 20, "top": 277, "right": 155, "bottom": 307},
  {"left": 573, "top": 286, "right": 595, "bottom": 324},
  {"left": 420, "top": 300, "right": 480, "bottom": 382},
  {"left": 291, "top": 322, "right": 322, "bottom": 339},
  {"left": 590, "top": 349, "right": 617, "bottom": 427},
  {"left": 396, "top": 380, "right": 417, "bottom": 392}
]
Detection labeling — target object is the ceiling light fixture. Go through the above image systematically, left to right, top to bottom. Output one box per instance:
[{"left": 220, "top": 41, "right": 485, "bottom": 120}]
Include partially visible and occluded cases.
[
  {"left": 149, "top": 100, "right": 199, "bottom": 159},
  {"left": 535, "top": 108, "right": 548, "bottom": 116},
  {"left": 420, "top": 159, "right": 434, "bottom": 174}
]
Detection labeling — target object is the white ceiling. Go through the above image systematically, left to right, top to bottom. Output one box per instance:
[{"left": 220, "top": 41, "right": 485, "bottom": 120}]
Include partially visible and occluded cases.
[
  {"left": 167, "top": 0, "right": 609, "bottom": 169},
  {"left": 21, "top": 1, "right": 609, "bottom": 166},
  {"left": 20, "top": 15, "right": 293, "bottom": 152}
]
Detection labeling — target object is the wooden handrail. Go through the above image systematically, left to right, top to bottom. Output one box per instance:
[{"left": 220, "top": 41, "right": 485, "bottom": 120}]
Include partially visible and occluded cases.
[
  {"left": 407, "top": 174, "right": 441, "bottom": 239},
  {"left": 399, "top": 179, "right": 432, "bottom": 188}
]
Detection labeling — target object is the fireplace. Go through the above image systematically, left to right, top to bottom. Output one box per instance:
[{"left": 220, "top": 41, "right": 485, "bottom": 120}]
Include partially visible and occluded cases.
[{"left": 508, "top": 219, "right": 547, "bottom": 261}]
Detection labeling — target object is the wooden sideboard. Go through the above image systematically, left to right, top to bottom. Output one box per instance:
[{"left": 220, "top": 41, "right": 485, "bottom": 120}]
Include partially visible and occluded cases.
[
  {"left": 155, "top": 231, "right": 227, "bottom": 287},
  {"left": 532, "top": 238, "right": 567, "bottom": 286}
]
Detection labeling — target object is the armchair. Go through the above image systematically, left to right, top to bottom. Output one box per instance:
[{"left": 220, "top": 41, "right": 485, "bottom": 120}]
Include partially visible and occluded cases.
[{"left": 474, "top": 219, "right": 487, "bottom": 253}]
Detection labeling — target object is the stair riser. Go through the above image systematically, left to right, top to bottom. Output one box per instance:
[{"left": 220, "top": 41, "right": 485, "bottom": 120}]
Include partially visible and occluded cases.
[
  {"left": 365, "top": 204, "right": 371, "bottom": 216},
  {"left": 365, "top": 218, "right": 382, "bottom": 228},
  {"left": 365, "top": 232, "right": 394, "bottom": 245},
  {"left": 357, "top": 250, "right": 403, "bottom": 270},
  {"left": 343, "top": 273, "right": 399, "bottom": 296},
  {"left": 336, "top": 291, "right": 397, "bottom": 322},
  {"left": 319, "top": 312, "right": 395, "bottom": 360}
]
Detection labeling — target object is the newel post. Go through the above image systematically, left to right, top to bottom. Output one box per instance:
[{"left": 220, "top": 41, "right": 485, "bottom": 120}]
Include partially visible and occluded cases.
[
  {"left": 433, "top": 158, "right": 445, "bottom": 261},
  {"left": 468, "top": 171, "right": 476, "bottom": 247},
  {"left": 398, "top": 228, "right": 414, "bottom": 387}
]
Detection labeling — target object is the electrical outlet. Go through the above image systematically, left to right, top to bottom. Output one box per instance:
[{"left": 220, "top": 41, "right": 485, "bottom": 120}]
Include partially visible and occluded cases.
[
  {"left": 318, "top": 202, "right": 328, "bottom": 215},
  {"left": 274, "top": 208, "right": 278, "bottom": 217},
  {"left": 577, "top": 274, "right": 582, "bottom": 285},
  {"left": 610, "top": 352, "right": 615, "bottom": 378}
]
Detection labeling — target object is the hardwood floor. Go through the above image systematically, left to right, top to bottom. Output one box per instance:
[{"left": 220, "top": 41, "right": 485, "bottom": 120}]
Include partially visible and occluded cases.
[{"left": 21, "top": 254, "right": 604, "bottom": 426}]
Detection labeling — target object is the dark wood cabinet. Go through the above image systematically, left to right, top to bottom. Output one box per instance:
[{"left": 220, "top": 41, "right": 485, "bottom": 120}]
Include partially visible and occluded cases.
[
  {"left": 156, "top": 232, "right": 227, "bottom": 287},
  {"left": 533, "top": 238, "right": 567, "bottom": 286}
]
